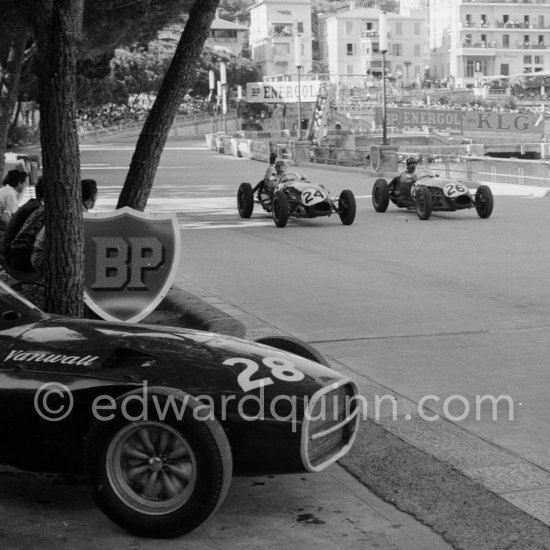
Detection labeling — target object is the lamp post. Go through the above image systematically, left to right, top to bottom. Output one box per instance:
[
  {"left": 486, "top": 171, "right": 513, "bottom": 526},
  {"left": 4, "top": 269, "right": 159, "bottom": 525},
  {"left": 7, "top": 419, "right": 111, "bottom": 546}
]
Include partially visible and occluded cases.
[
  {"left": 379, "top": 11, "right": 389, "bottom": 145},
  {"left": 294, "top": 34, "right": 303, "bottom": 140},
  {"left": 220, "top": 62, "right": 227, "bottom": 134},
  {"left": 208, "top": 70, "right": 215, "bottom": 133},
  {"left": 216, "top": 80, "right": 222, "bottom": 132}
]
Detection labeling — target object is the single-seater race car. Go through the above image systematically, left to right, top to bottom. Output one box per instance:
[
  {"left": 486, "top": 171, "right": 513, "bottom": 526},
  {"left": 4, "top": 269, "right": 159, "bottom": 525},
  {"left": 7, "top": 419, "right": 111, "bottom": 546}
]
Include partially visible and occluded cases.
[
  {"left": 372, "top": 171, "right": 494, "bottom": 221},
  {"left": 237, "top": 172, "right": 356, "bottom": 227},
  {"left": 0, "top": 280, "right": 359, "bottom": 539}
]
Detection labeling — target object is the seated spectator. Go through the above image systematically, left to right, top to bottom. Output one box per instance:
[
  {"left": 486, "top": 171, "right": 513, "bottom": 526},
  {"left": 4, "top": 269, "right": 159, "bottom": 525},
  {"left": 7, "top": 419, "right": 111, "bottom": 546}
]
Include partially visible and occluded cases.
[
  {"left": 0, "top": 169, "right": 28, "bottom": 231},
  {"left": 3, "top": 176, "right": 44, "bottom": 261},
  {"left": 30, "top": 179, "right": 97, "bottom": 273}
]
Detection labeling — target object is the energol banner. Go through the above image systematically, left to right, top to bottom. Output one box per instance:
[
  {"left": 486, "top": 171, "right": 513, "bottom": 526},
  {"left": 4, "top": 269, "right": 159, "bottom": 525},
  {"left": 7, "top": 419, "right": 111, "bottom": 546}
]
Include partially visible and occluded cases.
[
  {"left": 246, "top": 81, "right": 321, "bottom": 103},
  {"left": 376, "top": 108, "right": 542, "bottom": 135}
]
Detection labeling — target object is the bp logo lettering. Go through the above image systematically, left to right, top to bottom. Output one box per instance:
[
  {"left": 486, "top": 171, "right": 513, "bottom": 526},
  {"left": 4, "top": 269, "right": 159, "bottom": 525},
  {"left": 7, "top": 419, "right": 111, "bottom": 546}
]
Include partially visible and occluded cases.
[{"left": 83, "top": 208, "right": 180, "bottom": 322}]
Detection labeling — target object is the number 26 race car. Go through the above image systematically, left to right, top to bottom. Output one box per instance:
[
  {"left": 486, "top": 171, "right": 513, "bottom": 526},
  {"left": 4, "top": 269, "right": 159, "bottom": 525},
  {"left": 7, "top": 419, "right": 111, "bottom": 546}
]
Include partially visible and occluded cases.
[
  {"left": 372, "top": 171, "right": 494, "bottom": 221},
  {"left": 237, "top": 172, "right": 356, "bottom": 227},
  {"left": 0, "top": 280, "right": 359, "bottom": 538}
]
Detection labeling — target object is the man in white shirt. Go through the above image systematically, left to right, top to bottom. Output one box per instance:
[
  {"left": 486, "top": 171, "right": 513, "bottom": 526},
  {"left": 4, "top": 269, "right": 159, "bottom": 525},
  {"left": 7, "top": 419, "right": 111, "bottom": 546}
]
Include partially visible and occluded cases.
[{"left": 0, "top": 170, "right": 28, "bottom": 230}]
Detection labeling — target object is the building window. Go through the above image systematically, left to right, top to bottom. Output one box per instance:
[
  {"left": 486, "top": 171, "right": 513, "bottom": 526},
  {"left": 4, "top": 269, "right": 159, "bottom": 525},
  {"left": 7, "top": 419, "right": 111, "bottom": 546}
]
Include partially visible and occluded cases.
[
  {"left": 466, "top": 14, "right": 472, "bottom": 27},
  {"left": 481, "top": 14, "right": 487, "bottom": 27},
  {"left": 524, "top": 15, "right": 530, "bottom": 26},
  {"left": 538, "top": 15, "right": 545, "bottom": 28},
  {"left": 297, "top": 22, "right": 304, "bottom": 33},
  {"left": 465, "top": 34, "right": 472, "bottom": 45},
  {"left": 503, "top": 35, "right": 509, "bottom": 48},
  {"left": 524, "top": 35, "right": 530, "bottom": 46},
  {"left": 539, "top": 35, "right": 545, "bottom": 46},
  {"left": 274, "top": 42, "right": 290, "bottom": 56},
  {"left": 373, "top": 42, "right": 380, "bottom": 53},
  {"left": 347, "top": 43, "right": 355, "bottom": 55},
  {"left": 392, "top": 43, "right": 402, "bottom": 56},
  {"left": 524, "top": 55, "right": 532, "bottom": 64},
  {"left": 535, "top": 55, "right": 544, "bottom": 64},
  {"left": 275, "top": 61, "right": 289, "bottom": 74},
  {"left": 500, "top": 64, "right": 509, "bottom": 76}
]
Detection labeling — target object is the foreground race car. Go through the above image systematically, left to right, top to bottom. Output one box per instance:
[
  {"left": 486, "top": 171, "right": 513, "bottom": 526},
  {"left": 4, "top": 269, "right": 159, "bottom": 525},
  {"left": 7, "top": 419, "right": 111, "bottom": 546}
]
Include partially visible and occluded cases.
[
  {"left": 372, "top": 171, "right": 494, "bottom": 221},
  {"left": 237, "top": 172, "right": 356, "bottom": 227},
  {"left": 0, "top": 280, "right": 359, "bottom": 538}
]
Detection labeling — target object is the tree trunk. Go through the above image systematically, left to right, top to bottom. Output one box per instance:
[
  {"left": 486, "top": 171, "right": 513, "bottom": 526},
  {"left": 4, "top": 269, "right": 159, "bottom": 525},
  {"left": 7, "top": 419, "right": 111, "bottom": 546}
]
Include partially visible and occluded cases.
[
  {"left": 33, "top": 0, "right": 85, "bottom": 316},
  {"left": 117, "top": 0, "right": 220, "bottom": 211},
  {"left": 0, "top": 23, "right": 30, "bottom": 177}
]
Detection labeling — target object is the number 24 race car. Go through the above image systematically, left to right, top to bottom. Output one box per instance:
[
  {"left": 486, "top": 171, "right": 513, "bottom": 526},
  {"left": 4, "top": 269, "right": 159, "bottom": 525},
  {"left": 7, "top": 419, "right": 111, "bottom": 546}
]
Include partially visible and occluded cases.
[
  {"left": 372, "top": 171, "right": 494, "bottom": 221},
  {"left": 237, "top": 172, "right": 357, "bottom": 227},
  {"left": 0, "top": 280, "right": 359, "bottom": 539}
]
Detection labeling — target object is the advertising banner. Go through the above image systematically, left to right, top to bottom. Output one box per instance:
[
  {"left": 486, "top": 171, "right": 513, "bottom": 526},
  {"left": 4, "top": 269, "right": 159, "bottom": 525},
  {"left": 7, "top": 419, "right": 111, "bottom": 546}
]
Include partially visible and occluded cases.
[
  {"left": 246, "top": 81, "right": 321, "bottom": 103},
  {"left": 375, "top": 108, "right": 543, "bottom": 135},
  {"left": 375, "top": 108, "right": 464, "bottom": 133},
  {"left": 463, "top": 112, "right": 542, "bottom": 134},
  {"left": 83, "top": 208, "right": 180, "bottom": 323}
]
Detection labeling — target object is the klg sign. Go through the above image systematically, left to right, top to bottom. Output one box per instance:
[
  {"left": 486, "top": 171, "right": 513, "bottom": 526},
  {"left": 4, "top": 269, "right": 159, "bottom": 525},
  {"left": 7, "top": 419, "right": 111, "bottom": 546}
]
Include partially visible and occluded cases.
[{"left": 83, "top": 208, "right": 180, "bottom": 323}]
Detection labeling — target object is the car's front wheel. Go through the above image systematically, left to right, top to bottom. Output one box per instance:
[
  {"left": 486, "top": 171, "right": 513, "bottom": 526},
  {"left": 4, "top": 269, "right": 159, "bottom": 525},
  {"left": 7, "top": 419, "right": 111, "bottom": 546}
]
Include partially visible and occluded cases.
[
  {"left": 372, "top": 179, "right": 390, "bottom": 212},
  {"left": 237, "top": 182, "right": 254, "bottom": 218},
  {"left": 415, "top": 185, "right": 432, "bottom": 220},
  {"left": 475, "top": 185, "right": 494, "bottom": 219},
  {"left": 272, "top": 190, "right": 289, "bottom": 227},
  {"left": 338, "top": 190, "right": 356, "bottom": 225},
  {"left": 85, "top": 387, "right": 232, "bottom": 539}
]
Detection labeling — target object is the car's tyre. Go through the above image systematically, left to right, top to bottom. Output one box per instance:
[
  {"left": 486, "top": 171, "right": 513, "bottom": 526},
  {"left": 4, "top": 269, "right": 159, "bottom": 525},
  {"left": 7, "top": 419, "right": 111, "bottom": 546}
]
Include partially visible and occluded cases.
[
  {"left": 372, "top": 179, "right": 390, "bottom": 212},
  {"left": 237, "top": 182, "right": 254, "bottom": 218},
  {"left": 415, "top": 185, "right": 432, "bottom": 220},
  {"left": 475, "top": 185, "right": 494, "bottom": 219},
  {"left": 272, "top": 190, "right": 289, "bottom": 227},
  {"left": 338, "top": 190, "right": 356, "bottom": 225},
  {"left": 255, "top": 335, "right": 330, "bottom": 367},
  {"left": 85, "top": 387, "right": 232, "bottom": 539}
]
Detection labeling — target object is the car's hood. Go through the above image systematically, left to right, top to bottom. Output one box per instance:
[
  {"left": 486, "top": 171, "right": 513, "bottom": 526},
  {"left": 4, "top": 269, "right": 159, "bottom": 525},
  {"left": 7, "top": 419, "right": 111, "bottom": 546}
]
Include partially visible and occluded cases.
[{"left": 4, "top": 318, "right": 344, "bottom": 397}]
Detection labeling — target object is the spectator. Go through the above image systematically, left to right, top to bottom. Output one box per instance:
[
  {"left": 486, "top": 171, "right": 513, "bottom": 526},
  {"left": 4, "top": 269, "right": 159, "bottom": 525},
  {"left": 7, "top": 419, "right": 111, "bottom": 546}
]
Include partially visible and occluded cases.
[
  {"left": 0, "top": 169, "right": 28, "bottom": 231},
  {"left": 3, "top": 176, "right": 45, "bottom": 262},
  {"left": 30, "top": 179, "right": 98, "bottom": 274}
]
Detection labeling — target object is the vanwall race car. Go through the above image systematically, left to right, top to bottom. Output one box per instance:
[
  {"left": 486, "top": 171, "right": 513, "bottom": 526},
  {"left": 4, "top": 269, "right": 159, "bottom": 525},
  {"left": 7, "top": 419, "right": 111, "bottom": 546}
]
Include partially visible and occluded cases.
[
  {"left": 372, "top": 170, "right": 494, "bottom": 221},
  {"left": 237, "top": 171, "right": 357, "bottom": 227},
  {"left": 0, "top": 280, "right": 359, "bottom": 538}
]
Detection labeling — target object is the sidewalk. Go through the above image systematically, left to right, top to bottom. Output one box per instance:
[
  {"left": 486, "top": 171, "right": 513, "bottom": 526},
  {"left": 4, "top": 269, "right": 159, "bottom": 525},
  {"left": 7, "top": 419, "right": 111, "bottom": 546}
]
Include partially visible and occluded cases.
[{"left": 159, "top": 279, "right": 550, "bottom": 550}]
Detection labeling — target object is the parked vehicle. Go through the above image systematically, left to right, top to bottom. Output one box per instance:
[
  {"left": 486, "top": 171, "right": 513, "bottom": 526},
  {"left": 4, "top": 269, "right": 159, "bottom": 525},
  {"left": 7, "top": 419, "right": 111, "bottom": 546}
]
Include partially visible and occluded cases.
[{"left": 0, "top": 280, "right": 359, "bottom": 538}]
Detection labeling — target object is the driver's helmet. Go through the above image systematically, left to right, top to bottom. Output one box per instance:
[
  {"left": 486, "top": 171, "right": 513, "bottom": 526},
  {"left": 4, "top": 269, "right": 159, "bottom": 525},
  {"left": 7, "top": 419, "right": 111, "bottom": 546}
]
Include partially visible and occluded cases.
[
  {"left": 406, "top": 156, "right": 418, "bottom": 169},
  {"left": 274, "top": 160, "right": 287, "bottom": 174}
]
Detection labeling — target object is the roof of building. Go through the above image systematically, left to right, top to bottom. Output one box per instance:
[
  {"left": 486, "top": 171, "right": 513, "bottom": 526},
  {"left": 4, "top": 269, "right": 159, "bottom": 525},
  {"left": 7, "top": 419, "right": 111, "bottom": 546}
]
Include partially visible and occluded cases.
[{"left": 211, "top": 17, "right": 248, "bottom": 31}]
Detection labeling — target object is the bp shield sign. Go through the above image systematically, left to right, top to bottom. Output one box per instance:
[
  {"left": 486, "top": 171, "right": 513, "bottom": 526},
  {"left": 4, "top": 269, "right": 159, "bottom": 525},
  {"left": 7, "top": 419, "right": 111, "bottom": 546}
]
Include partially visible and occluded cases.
[{"left": 83, "top": 208, "right": 180, "bottom": 322}]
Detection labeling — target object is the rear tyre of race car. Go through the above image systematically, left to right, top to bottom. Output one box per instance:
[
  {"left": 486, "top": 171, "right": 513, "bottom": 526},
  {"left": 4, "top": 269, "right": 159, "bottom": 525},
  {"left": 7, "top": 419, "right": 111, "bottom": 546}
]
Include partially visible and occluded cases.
[
  {"left": 372, "top": 179, "right": 390, "bottom": 213},
  {"left": 237, "top": 182, "right": 254, "bottom": 218},
  {"left": 415, "top": 185, "right": 432, "bottom": 220},
  {"left": 475, "top": 185, "right": 494, "bottom": 219},
  {"left": 272, "top": 190, "right": 289, "bottom": 227},
  {"left": 338, "top": 190, "right": 356, "bottom": 225},
  {"left": 255, "top": 335, "right": 331, "bottom": 366},
  {"left": 85, "top": 387, "right": 232, "bottom": 539}
]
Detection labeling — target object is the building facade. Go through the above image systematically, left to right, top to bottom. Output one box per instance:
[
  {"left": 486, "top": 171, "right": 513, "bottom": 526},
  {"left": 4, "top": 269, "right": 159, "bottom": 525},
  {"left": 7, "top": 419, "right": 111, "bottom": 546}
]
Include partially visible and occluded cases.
[
  {"left": 248, "top": 0, "right": 313, "bottom": 78},
  {"left": 429, "top": 0, "right": 550, "bottom": 88},
  {"left": 317, "top": 7, "right": 427, "bottom": 88},
  {"left": 206, "top": 11, "right": 249, "bottom": 56}
]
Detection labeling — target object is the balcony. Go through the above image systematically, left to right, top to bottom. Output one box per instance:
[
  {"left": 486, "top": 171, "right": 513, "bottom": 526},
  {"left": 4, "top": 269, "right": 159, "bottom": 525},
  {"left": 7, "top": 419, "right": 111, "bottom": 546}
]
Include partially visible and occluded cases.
[{"left": 461, "top": 0, "right": 550, "bottom": 4}]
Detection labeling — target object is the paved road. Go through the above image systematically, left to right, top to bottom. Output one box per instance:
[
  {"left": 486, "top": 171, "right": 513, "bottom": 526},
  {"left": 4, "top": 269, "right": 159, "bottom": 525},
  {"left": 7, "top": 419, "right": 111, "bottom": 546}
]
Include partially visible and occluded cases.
[{"left": 29, "top": 136, "right": 548, "bottom": 546}]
